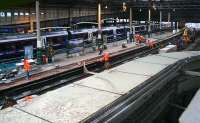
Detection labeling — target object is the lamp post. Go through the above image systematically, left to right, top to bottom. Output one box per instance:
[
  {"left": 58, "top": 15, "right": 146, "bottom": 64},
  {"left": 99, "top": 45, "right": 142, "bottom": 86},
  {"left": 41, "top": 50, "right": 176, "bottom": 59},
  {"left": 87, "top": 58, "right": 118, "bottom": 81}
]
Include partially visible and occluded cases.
[
  {"left": 148, "top": 9, "right": 151, "bottom": 38},
  {"left": 160, "top": 10, "right": 162, "bottom": 33}
]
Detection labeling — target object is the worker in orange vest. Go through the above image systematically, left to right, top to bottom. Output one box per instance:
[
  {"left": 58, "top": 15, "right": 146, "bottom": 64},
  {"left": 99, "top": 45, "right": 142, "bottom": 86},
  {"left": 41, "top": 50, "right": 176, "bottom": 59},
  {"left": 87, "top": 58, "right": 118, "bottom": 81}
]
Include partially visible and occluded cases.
[
  {"left": 135, "top": 34, "right": 140, "bottom": 44},
  {"left": 135, "top": 34, "right": 145, "bottom": 45},
  {"left": 146, "top": 39, "right": 155, "bottom": 48},
  {"left": 102, "top": 52, "right": 110, "bottom": 69},
  {"left": 24, "top": 58, "right": 31, "bottom": 80}
]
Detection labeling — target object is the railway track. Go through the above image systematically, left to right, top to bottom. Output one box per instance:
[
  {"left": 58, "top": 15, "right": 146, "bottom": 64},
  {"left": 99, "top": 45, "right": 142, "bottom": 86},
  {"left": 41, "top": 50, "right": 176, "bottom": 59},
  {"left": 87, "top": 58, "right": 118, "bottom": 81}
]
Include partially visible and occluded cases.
[{"left": 0, "top": 31, "right": 182, "bottom": 107}]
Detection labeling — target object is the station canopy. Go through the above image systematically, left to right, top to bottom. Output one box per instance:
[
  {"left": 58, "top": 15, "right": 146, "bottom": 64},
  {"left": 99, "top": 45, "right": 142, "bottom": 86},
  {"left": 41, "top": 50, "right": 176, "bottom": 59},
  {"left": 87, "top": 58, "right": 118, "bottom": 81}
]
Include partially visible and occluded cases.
[
  {"left": 1, "top": 0, "right": 200, "bottom": 9},
  {"left": 1, "top": 0, "right": 200, "bottom": 22}
]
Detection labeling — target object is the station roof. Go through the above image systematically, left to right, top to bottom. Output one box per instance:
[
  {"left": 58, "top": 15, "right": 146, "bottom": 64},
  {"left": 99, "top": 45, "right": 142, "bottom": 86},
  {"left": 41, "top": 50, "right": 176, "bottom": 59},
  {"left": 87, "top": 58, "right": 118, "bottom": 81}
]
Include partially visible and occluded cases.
[
  {"left": 0, "top": 0, "right": 34, "bottom": 9},
  {"left": 1, "top": 0, "right": 200, "bottom": 22},
  {"left": 1, "top": 0, "right": 200, "bottom": 10}
]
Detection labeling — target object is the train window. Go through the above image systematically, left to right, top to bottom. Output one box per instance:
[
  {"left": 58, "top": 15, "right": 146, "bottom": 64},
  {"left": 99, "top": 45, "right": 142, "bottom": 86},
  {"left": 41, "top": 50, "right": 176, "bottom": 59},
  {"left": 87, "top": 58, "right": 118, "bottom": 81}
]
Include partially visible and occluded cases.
[
  {"left": 141, "top": 26, "right": 145, "bottom": 31},
  {"left": 116, "top": 29, "right": 124, "bottom": 34},
  {"left": 106, "top": 30, "right": 113, "bottom": 35},
  {"left": 72, "top": 33, "right": 87, "bottom": 40},
  {"left": 50, "top": 37, "right": 65, "bottom": 45},
  {"left": 0, "top": 44, "right": 4, "bottom": 52},
  {"left": 0, "top": 44, "right": 13, "bottom": 52}
]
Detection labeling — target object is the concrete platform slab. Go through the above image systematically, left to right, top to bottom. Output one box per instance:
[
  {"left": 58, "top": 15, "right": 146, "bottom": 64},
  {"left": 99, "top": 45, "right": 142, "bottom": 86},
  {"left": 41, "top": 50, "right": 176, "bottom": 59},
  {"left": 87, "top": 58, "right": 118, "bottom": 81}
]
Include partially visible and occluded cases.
[
  {"left": 1, "top": 51, "right": 199, "bottom": 123},
  {"left": 158, "top": 51, "right": 200, "bottom": 60},
  {"left": 136, "top": 55, "right": 178, "bottom": 65},
  {"left": 75, "top": 58, "right": 168, "bottom": 95},
  {"left": 116, "top": 60, "right": 167, "bottom": 76},
  {"left": 75, "top": 70, "right": 150, "bottom": 94},
  {"left": 15, "top": 84, "right": 120, "bottom": 123},
  {"left": 0, "top": 107, "right": 49, "bottom": 123}
]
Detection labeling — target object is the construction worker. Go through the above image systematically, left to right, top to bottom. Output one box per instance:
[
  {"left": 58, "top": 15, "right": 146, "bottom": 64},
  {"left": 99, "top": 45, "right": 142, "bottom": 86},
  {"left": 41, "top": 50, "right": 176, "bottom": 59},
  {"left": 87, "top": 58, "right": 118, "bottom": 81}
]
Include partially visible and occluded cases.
[
  {"left": 183, "top": 28, "right": 191, "bottom": 45},
  {"left": 135, "top": 34, "right": 145, "bottom": 45},
  {"left": 135, "top": 34, "right": 140, "bottom": 45},
  {"left": 146, "top": 39, "right": 156, "bottom": 48},
  {"left": 98, "top": 45, "right": 103, "bottom": 55},
  {"left": 102, "top": 52, "right": 110, "bottom": 69},
  {"left": 24, "top": 58, "right": 31, "bottom": 80}
]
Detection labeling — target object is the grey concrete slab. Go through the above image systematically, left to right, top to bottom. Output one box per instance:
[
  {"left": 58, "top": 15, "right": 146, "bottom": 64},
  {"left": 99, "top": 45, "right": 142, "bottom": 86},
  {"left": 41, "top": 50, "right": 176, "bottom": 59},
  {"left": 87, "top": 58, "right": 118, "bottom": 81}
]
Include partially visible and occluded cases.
[
  {"left": 2, "top": 51, "right": 199, "bottom": 123},
  {"left": 158, "top": 51, "right": 200, "bottom": 60},
  {"left": 136, "top": 55, "right": 178, "bottom": 65},
  {"left": 116, "top": 60, "right": 167, "bottom": 76},
  {"left": 75, "top": 70, "right": 150, "bottom": 94},
  {"left": 16, "top": 84, "right": 120, "bottom": 123},
  {"left": 0, "top": 107, "right": 49, "bottom": 123}
]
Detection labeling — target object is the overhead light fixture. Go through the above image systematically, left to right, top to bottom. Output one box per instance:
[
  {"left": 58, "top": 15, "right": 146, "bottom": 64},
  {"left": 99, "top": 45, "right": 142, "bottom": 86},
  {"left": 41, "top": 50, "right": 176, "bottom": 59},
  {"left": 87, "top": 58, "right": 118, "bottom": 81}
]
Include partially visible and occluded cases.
[
  {"left": 122, "top": 2, "right": 127, "bottom": 12},
  {"left": 105, "top": 5, "right": 108, "bottom": 9}
]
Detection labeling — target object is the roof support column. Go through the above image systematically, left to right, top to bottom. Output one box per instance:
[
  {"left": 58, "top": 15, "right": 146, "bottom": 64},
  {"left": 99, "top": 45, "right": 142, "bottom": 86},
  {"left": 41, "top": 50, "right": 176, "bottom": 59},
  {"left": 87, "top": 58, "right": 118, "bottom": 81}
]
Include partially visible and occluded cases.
[
  {"left": 36, "top": 0, "right": 42, "bottom": 64},
  {"left": 97, "top": 2, "right": 103, "bottom": 49},
  {"left": 98, "top": 2, "right": 102, "bottom": 39},
  {"left": 129, "top": 7, "right": 134, "bottom": 42},
  {"left": 30, "top": 8, "right": 34, "bottom": 32},
  {"left": 68, "top": 8, "right": 72, "bottom": 27},
  {"left": 148, "top": 9, "right": 151, "bottom": 38},
  {"left": 160, "top": 11, "right": 162, "bottom": 31},
  {"left": 168, "top": 12, "right": 170, "bottom": 23},
  {"left": 168, "top": 12, "right": 173, "bottom": 30},
  {"left": 30, "top": 18, "right": 34, "bottom": 32},
  {"left": 177, "top": 21, "right": 179, "bottom": 31}
]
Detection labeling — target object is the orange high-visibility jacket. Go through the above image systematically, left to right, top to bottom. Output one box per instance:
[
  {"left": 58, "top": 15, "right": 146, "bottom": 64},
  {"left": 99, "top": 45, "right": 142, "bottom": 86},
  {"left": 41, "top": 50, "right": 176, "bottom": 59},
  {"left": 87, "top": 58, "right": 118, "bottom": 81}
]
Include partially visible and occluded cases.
[
  {"left": 103, "top": 52, "right": 110, "bottom": 62},
  {"left": 24, "top": 60, "right": 31, "bottom": 72}
]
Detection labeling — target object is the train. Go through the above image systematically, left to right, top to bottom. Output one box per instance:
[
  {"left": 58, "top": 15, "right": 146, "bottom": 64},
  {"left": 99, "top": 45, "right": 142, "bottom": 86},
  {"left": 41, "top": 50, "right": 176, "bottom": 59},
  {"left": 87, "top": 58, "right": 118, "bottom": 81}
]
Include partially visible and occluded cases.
[{"left": 0, "top": 22, "right": 171, "bottom": 61}]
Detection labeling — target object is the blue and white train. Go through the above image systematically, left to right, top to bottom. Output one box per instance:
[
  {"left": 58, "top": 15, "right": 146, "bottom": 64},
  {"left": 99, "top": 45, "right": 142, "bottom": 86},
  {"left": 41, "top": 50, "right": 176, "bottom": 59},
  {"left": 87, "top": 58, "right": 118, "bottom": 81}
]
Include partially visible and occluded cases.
[{"left": 0, "top": 23, "right": 171, "bottom": 61}]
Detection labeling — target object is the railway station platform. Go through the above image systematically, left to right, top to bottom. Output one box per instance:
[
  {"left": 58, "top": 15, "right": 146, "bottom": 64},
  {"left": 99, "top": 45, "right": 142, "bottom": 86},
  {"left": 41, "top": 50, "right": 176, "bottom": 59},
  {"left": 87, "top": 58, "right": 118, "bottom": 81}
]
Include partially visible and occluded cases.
[
  {"left": 0, "top": 31, "right": 176, "bottom": 89},
  {"left": 0, "top": 51, "right": 200, "bottom": 123}
]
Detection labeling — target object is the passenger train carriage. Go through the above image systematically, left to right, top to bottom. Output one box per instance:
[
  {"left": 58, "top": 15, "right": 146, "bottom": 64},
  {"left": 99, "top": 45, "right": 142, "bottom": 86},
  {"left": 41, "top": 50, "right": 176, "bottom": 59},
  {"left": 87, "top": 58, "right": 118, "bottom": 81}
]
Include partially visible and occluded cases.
[{"left": 0, "top": 22, "right": 171, "bottom": 61}]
